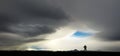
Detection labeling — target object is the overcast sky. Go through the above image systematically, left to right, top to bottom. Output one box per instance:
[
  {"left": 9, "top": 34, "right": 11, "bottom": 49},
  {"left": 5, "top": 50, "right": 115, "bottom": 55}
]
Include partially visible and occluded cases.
[
  {"left": 0, "top": 0, "right": 120, "bottom": 51},
  {"left": 52, "top": 0, "right": 120, "bottom": 51}
]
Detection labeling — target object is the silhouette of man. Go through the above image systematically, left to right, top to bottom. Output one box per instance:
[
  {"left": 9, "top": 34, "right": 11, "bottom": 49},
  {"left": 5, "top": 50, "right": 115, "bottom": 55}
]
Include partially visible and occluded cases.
[{"left": 83, "top": 45, "right": 87, "bottom": 51}]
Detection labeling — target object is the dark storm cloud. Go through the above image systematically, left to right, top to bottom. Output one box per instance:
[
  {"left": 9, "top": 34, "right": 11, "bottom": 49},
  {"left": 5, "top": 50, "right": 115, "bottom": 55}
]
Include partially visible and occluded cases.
[
  {"left": 0, "top": 0, "right": 69, "bottom": 47},
  {"left": 58, "top": 0, "right": 120, "bottom": 41},
  {"left": 17, "top": 1, "right": 67, "bottom": 20},
  {"left": 0, "top": 33, "right": 24, "bottom": 46}
]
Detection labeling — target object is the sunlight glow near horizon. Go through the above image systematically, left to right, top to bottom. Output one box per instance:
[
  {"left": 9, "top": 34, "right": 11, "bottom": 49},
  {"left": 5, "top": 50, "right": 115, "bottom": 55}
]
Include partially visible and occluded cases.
[
  {"left": 26, "top": 25, "right": 99, "bottom": 51},
  {"left": 27, "top": 27, "right": 99, "bottom": 51}
]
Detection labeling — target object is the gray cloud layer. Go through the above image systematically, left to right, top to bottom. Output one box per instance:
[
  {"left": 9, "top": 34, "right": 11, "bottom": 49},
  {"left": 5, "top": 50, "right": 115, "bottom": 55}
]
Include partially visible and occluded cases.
[
  {"left": 0, "top": 0, "right": 69, "bottom": 47},
  {"left": 55, "top": 0, "right": 120, "bottom": 51},
  {"left": 58, "top": 0, "right": 120, "bottom": 41}
]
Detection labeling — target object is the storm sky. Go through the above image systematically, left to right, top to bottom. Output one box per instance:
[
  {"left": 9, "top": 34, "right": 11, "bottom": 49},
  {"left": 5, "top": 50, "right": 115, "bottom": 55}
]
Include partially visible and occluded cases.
[
  {"left": 0, "top": 0, "right": 120, "bottom": 51},
  {"left": 0, "top": 0, "right": 69, "bottom": 49},
  {"left": 53, "top": 0, "right": 120, "bottom": 51},
  {"left": 58, "top": 0, "right": 120, "bottom": 41}
]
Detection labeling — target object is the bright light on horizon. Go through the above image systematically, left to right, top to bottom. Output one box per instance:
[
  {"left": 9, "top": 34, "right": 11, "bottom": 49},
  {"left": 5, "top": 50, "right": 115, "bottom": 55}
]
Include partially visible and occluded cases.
[
  {"left": 26, "top": 26, "right": 100, "bottom": 51},
  {"left": 33, "top": 28, "right": 99, "bottom": 51}
]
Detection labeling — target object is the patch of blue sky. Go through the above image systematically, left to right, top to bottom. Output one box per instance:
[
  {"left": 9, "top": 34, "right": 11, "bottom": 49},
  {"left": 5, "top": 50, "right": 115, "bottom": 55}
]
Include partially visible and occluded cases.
[
  {"left": 72, "top": 31, "right": 93, "bottom": 38},
  {"left": 31, "top": 46, "right": 42, "bottom": 50}
]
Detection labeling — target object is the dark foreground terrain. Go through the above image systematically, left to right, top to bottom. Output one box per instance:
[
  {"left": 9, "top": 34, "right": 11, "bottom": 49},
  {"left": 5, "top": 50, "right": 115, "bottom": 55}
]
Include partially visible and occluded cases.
[{"left": 0, "top": 50, "right": 119, "bottom": 56}]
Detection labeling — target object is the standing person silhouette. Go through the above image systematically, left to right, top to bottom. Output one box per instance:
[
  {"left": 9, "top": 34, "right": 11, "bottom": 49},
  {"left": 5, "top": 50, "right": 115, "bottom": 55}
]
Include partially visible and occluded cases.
[{"left": 83, "top": 45, "right": 87, "bottom": 51}]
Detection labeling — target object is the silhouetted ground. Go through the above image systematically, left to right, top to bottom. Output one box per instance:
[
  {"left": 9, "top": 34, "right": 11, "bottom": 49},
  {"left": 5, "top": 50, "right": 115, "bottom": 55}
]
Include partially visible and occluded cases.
[{"left": 0, "top": 50, "right": 119, "bottom": 56}]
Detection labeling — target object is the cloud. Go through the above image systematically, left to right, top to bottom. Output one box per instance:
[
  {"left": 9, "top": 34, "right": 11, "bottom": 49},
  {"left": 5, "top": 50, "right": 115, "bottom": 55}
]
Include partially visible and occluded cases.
[
  {"left": 0, "top": 0, "right": 69, "bottom": 49},
  {"left": 59, "top": 0, "right": 120, "bottom": 41},
  {"left": 0, "top": 33, "right": 24, "bottom": 46}
]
